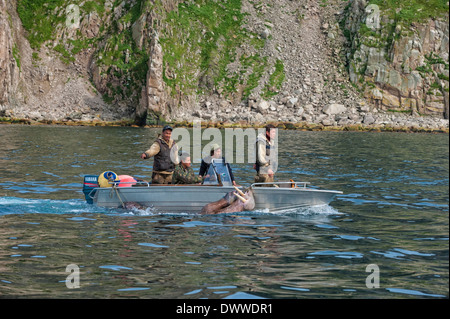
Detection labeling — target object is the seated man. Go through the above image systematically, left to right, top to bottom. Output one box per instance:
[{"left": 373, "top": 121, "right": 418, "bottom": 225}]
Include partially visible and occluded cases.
[
  {"left": 199, "top": 144, "right": 236, "bottom": 186},
  {"left": 172, "top": 152, "right": 203, "bottom": 184}
]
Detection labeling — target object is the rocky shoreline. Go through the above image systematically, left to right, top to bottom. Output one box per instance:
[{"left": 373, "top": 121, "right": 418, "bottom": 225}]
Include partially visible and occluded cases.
[
  {"left": 2, "top": 83, "right": 448, "bottom": 133},
  {"left": 1, "top": 107, "right": 448, "bottom": 133}
]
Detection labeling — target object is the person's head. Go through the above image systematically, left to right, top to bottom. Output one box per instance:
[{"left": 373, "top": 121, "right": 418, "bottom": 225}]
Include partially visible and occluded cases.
[
  {"left": 265, "top": 124, "right": 276, "bottom": 141},
  {"left": 162, "top": 125, "right": 173, "bottom": 142},
  {"left": 209, "top": 144, "right": 221, "bottom": 158},
  {"left": 180, "top": 152, "right": 191, "bottom": 168}
]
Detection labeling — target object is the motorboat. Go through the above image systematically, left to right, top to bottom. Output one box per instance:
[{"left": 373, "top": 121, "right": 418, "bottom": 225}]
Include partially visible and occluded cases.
[{"left": 82, "top": 160, "right": 342, "bottom": 213}]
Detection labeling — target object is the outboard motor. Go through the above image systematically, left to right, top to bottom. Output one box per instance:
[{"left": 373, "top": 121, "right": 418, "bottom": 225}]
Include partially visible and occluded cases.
[{"left": 83, "top": 175, "right": 99, "bottom": 204}]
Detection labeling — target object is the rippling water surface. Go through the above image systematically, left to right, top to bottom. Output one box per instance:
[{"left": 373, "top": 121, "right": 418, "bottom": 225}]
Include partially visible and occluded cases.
[{"left": 0, "top": 125, "right": 448, "bottom": 299}]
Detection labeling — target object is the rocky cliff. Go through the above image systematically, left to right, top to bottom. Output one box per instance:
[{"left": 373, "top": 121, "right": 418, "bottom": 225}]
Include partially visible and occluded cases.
[
  {"left": 0, "top": 0, "right": 448, "bottom": 130},
  {"left": 345, "top": 0, "right": 449, "bottom": 119}
]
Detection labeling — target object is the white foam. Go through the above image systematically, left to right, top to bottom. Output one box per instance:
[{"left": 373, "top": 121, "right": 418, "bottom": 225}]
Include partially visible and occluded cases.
[{"left": 250, "top": 204, "right": 341, "bottom": 216}]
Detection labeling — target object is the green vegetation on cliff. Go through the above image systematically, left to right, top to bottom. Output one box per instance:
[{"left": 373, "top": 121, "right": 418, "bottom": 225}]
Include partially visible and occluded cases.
[
  {"left": 17, "top": 0, "right": 66, "bottom": 50},
  {"left": 17, "top": 0, "right": 283, "bottom": 105},
  {"left": 95, "top": 0, "right": 149, "bottom": 103},
  {"left": 160, "top": 0, "right": 270, "bottom": 99},
  {"left": 369, "top": 0, "right": 449, "bottom": 25}
]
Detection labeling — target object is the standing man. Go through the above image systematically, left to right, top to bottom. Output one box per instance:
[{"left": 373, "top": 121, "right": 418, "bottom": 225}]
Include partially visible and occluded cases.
[
  {"left": 254, "top": 124, "right": 277, "bottom": 186},
  {"left": 141, "top": 125, "right": 179, "bottom": 184},
  {"left": 172, "top": 152, "right": 203, "bottom": 184}
]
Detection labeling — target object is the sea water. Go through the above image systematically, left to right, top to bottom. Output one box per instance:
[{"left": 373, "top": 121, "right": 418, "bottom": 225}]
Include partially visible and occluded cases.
[{"left": 0, "top": 125, "right": 448, "bottom": 298}]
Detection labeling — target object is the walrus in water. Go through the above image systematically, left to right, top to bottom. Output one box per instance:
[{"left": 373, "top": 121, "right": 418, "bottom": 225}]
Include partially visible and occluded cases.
[{"left": 200, "top": 186, "right": 255, "bottom": 215}]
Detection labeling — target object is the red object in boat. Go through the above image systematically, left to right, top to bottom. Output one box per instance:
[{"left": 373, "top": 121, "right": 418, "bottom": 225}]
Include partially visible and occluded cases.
[{"left": 117, "top": 175, "right": 137, "bottom": 187}]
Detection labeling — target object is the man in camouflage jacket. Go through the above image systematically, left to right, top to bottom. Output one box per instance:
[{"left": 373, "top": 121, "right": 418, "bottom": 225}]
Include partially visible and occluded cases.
[{"left": 172, "top": 153, "right": 203, "bottom": 184}]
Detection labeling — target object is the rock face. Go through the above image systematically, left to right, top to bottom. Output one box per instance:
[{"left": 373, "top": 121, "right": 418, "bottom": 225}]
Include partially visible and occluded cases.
[
  {"left": 0, "top": 0, "right": 449, "bottom": 129},
  {"left": 0, "top": 0, "right": 18, "bottom": 108},
  {"left": 1, "top": 0, "right": 116, "bottom": 122},
  {"left": 345, "top": 0, "right": 449, "bottom": 119},
  {"left": 136, "top": 32, "right": 165, "bottom": 124}
]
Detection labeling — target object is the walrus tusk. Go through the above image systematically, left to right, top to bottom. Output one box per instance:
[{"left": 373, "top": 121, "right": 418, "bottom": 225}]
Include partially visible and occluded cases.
[
  {"left": 233, "top": 186, "right": 246, "bottom": 197},
  {"left": 233, "top": 192, "right": 247, "bottom": 203}
]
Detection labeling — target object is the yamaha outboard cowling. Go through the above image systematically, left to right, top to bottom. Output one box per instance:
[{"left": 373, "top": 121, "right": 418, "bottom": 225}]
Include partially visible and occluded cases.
[{"left": 83, "top": 175, "right": 99, "bottom": 204}]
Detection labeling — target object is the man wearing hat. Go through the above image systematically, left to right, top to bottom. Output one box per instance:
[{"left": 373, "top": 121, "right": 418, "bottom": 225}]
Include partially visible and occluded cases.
[
  {"left": 141, "top": 125, "right": 179, "bottom": 184},
  {"left": 199, "top": 143, "right": 236, "bottom": 186},
  {"left": 172, "top": 152, "right": 203, "bottom": 184}
]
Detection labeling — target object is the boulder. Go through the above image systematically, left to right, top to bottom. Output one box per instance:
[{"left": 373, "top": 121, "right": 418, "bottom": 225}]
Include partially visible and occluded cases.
[
  {"left": 371, "top": 88, "right": 383, "bottom": 100},
  {"left": 286, "top": 97, "right": 298, "bottom": 108},
  {"left": 256, "top": 100, "right": 270, "bottom": 114},
  {"left": 323, "top": 103, "right": 346, "bottom": 115},
  {"left": 363, "top": 114, "right": 375, "bottom": 125}
]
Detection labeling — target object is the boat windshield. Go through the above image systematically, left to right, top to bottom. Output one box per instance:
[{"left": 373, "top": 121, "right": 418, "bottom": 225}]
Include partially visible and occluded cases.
[{"left": 203, "top": 159, "right": 233, "bottom": 186}]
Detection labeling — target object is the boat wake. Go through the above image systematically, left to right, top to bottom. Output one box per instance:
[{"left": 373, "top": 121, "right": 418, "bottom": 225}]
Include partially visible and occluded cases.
[
  {"left": 0, "top": 196, "right": 341, "bottom": 217},
  {"left": 0, "top": 196, "right": 107, "bottom": 215},
  {"left": 117, "top": 203, "right": 342, "bottom": 217},
  {"left": 250, "top": 204, "right": 341, "bottom": 216},
  {"left": 119, "top": 205, "right": 160, "bottom": 216}
]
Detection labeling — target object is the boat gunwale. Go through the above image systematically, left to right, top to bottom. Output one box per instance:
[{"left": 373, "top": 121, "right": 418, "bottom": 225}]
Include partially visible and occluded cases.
[{"left": 92, "top": 184, "right": 343, "bottom": 195}]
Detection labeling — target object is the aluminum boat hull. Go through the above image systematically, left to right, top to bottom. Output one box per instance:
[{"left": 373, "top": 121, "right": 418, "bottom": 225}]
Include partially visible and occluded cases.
[{"left": 91, "top": 185, "right": 342, "bottom": 213}]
